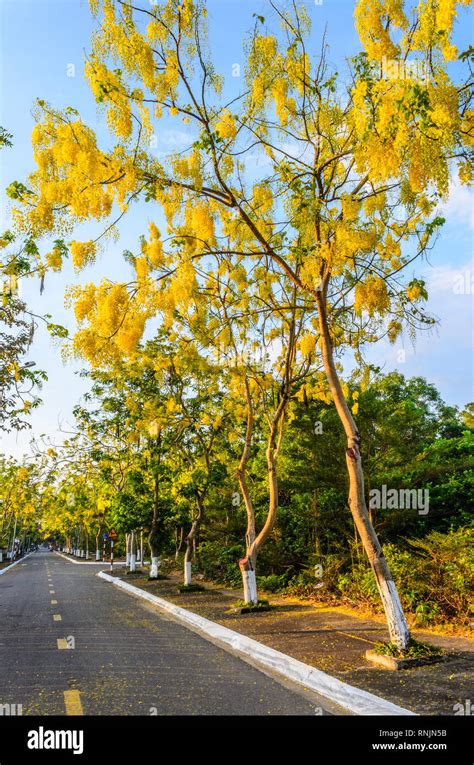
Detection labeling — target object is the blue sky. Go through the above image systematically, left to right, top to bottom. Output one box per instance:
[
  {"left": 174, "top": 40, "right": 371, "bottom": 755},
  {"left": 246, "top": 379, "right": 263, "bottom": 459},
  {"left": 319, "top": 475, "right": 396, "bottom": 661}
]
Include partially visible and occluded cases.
[{"left": 0, "top": 0, "right": 473, "bottom": 458}]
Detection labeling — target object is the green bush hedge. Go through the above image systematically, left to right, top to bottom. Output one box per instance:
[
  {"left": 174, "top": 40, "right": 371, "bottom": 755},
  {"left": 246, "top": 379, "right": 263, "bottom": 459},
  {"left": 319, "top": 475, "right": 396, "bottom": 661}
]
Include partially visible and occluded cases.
[{"left": 288, "top": 528, "right": 472, "bottom": 628}]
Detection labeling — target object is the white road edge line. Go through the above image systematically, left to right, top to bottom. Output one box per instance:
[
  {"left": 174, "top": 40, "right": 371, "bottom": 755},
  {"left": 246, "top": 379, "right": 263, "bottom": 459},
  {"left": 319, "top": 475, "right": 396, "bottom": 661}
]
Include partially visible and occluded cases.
[
  {"left": 0, "top": 552, "right": 33, "bottom": 576},
  {"left": 97, "top": 571, "right": 417, "bottom": 717}
]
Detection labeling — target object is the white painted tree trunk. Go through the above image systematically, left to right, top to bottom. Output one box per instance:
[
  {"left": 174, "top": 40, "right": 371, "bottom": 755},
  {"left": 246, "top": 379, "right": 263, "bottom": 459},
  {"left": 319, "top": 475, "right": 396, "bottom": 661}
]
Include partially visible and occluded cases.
[
  {"left": 316, "top": 293, "right": 411, "bottom": 650},
  {"left": 130, "top": 530, "right": 137, "bottom": 572},
  {"left": 125, "top": 533, "right": 130, "bottom": 567},
  {"left": 96, "top": 548, "right": 100, "bottom": 561},
  {"left": 149, "top": 556, "right": 160, "bottom": 578},
  {"left": 184, "top": 561, "right": 192, "bottom": 586},
  {"left": 242, "top": 569, "right": 258, "bottom": 605},
  {"left": 378, "top": 578, "right": 411, "bottom": 649}
]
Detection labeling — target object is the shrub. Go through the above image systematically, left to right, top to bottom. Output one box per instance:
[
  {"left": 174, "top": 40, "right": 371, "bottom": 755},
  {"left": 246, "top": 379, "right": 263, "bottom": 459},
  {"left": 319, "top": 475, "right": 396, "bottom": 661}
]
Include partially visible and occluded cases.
[
  {"left": 197, "top": 540, "right": 244, "bottom": 587},
  {"left": 257, "top": 573, "right": 290, "bottom": 593}
]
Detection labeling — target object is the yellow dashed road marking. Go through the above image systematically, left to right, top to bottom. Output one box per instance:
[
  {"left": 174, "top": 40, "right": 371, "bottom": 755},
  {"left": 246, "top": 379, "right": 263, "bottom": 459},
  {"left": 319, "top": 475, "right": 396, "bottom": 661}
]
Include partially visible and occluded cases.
[
  {"left": 51, "top": 599, "right": 58, "bottom": 604},
  {"left": 53, "top": 614, "right": 62, "bottom": 621},
  {"left": 57, "top": 639, "right": 68, "bottom": 649},
  {"left": 64, "top": 690, "right": 83, "bottom": 715}
]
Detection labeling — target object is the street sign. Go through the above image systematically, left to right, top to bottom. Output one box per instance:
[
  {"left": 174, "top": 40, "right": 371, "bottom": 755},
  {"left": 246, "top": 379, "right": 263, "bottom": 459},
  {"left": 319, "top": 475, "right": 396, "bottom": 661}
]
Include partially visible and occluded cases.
[
  {"left": 108, "top": 528, "right": 117, "bottom": 573},
  {"left": 103, "top": 533, "right": 108, "bottom": 541}
]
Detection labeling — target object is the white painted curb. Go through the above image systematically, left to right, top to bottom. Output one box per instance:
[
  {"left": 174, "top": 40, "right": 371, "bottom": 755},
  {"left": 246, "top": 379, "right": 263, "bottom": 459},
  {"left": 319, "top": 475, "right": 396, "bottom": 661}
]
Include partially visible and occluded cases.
[
  {"left": 55, "top": 551, "right": 127, "bottom": 566},
  {"left": 0, "top": 552, "right": 33, "bottom": 576},
  {"left": 98, "top": 571, "right": 417, "bottom": 717}
]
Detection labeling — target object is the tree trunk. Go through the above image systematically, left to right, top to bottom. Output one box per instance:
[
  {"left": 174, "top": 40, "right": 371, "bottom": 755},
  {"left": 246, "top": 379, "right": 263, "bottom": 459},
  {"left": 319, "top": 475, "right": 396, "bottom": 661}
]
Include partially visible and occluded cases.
[
  {"left": 316, "top": 292, "right": 410, "bottom": 650},
  {"left": 237, "top": 377, "right": 258, "bottom": 604},
  {"left": 239, "top": 390, "right": 287, "bottom": 605},
  {"left": 148, "top": 470, "right": 161, "bottom": 579},
  {"left": 183, "top": 495, "right": 204, "bottom": 586},
  {"left": 95, "top": 526, "right": 101, "bottom": 561},
  {"left": 175, "top": 526, "right": 184, "bottom": 562},
  {"left": 130, "top": 530, "right": 137, "bottom": 572},
  {"left": 125, "top": 533, "right": 130, "bottom": 567}
]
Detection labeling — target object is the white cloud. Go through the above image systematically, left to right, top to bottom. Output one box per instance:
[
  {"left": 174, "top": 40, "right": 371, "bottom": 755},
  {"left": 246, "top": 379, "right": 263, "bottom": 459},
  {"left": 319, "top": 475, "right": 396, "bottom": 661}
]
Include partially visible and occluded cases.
[
  {"left": 438, "top": 180, "right": 474, "bottom": 230},
  {"left": 424, "top": 256, "right": 474, "bottom": 295}
]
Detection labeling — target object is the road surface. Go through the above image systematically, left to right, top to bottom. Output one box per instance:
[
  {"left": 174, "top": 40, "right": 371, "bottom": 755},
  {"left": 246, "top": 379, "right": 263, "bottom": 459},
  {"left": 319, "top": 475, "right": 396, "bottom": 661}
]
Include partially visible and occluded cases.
[{"left": 0, "top": 552, "right": 332, "bottom": 715}]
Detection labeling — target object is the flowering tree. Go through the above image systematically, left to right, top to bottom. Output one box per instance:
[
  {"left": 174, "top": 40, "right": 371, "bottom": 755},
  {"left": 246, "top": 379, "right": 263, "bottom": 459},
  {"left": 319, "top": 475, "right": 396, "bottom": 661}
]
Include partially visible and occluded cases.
[{"left": 14, "top": 0, "right": 473, "bottom": 647}]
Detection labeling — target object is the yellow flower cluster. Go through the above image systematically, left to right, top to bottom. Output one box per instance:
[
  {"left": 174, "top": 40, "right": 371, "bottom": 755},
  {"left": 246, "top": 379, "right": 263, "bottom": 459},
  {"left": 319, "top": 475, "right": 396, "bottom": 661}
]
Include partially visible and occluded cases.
[
  {"left": 354, "top": 0, "right": 406, "bottom": 61},
  {"left": 412, "top": 0, "right": 471, "bottom": 61},
  {"left": 147, "top": 19, "right": 168, "bottom": 44},
  {"left": 249, "top": 36, "right": 278, "bottom": 111},
  {"left": 287, "top": 49, "right": 309, "bottom": 97},
  {"left": 85, "top": 60, "right": 133, "bottom": 140},
  {"left": 271, "top": 77, "right": 289, "bottom": 125},
  {"left": 352, "top": 80, "right": 370, "bottom": 139},
  {"left": 214, "top": 110, "right": 237, "bottom": 141},
  {"left": 27, "top": 111, "right": 117, "bottom": 234},
  {"left": 172, "top": 151, "right": 201, "bottom": 183},
  {"left": 252, "top": 184, "right": 273, "bottom": 215},
  {"left": 364, "top": 192, "right": 386, "bottom": 216},
  {"left": 341, "top": 195, "right": 361, "bottom": 222},
  {"left": 184, "top": 201, "right": 215, "bottom": 252},
  {"left": 143, "top": 222, "right": 165, "bottom": 268},
  {"left": 335, "top": 222, "right": 377, "bottom": 261},
  {"left": 378, "top": 232, "right": 401, "bottom": 266},
  {"left": 70, "top": 240, "right": 97, "bottom": 270},
  {"left": 45, "top": 246, "right": 63, "bottom": 272},
  {"left": 300, "top": 255, "right": 323, "bottom": 292},
  {"left": 135, "top": 256, "right": 149, "bottom": 283},
  {"left": 167, "top": 259, "right": 197, "bottom": 310},
  {"left": 354, "top": 275, "right": 390, "bottom": 317},
  {"left": 70, "top": 276, "right": 153, "bottom": 367},
  {"left": 406, "top": 282, "right": 424, "bottom": 301},
  {"left": 71, "top": 284, "right": 97, "bottom": 323},
  {"left": 387, "top": 319, "right": 402, "bottom": 343},
  {"left": 299, "top": 333, "right": 317, "bottom": 356},
  {"left": 17, "top": 467, "right": 29, "bottom": 482}
]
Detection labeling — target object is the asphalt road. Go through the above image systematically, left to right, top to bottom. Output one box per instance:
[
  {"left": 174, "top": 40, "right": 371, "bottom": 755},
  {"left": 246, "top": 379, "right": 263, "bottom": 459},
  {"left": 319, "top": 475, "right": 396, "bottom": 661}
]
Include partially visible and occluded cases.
[{"left": 0, "top": 552, "right": 331, "bottom": 716}]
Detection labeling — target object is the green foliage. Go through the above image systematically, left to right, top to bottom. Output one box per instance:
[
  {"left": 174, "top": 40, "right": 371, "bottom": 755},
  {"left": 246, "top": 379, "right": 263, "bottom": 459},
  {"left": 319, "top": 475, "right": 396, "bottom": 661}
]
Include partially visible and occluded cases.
[
  {"left": 0, "top": 126, "right": 13, "bottom": 147},
  {"left": 318, "top": 529, "right": 473, "bottom": 628},
  {"left": 198, "top": 540, "right": 245, "bottom": 586},
  {"left": 256, "top": 573, "right": 290, "bottom": 593},
  {"left": 231, "top": 599, "right": 270, "bottom": 610},
  {"left": 373, "top": 638, "right": 443, "bottom": 659}
]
